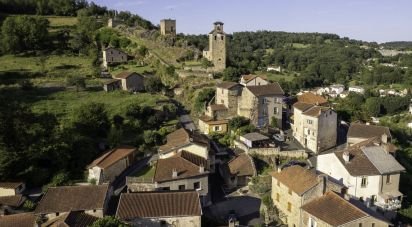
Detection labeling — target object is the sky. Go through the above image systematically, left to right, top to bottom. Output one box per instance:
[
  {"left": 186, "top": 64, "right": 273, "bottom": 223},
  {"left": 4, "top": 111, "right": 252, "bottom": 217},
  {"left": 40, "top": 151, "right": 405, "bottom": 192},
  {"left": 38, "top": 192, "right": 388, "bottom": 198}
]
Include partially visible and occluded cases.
[{"left": 92, "top": 0, "right": 412, "bottom": 43}]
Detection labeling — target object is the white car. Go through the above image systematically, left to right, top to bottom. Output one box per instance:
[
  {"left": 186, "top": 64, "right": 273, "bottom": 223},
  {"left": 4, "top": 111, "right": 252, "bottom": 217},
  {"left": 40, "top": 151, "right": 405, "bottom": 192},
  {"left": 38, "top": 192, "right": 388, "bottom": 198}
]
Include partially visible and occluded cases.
[{"left": 273, "top": 134, "right": 285, "bottom": 142}]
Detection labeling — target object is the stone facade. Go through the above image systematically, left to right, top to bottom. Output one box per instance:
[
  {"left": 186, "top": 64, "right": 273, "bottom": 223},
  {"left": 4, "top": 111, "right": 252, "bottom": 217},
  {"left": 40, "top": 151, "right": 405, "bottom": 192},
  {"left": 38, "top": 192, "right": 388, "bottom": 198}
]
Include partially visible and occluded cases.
[
  {"left": 160, "top": 19, "right": 176, "bottom": 36},
  {"left": 203, "top": 22, "right": 226, "bottom": 71},
  {"left": 103, "top": 48, "right": 128, "bottom": 68},
  {"left": 118, "top": 73, "right": 145, "bottom": 92},
  {"left": 215, "top": 85, "right": 242, "bottom": 117},
  {"left": 238, "top": 88, "right": 283, "bottom": 128},
  {"left": 292, "top": 106, "right": 337, "bottom": 153},
  {"left": 198, "top": 118, "right": 228, "bottom": 135}
]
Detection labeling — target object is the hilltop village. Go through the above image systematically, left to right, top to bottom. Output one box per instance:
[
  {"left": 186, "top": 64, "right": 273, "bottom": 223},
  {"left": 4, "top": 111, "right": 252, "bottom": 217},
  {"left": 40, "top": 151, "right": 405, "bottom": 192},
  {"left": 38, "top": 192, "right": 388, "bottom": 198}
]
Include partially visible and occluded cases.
[{"left": 1, "top": 2, "right": 412, "bottom": 227}]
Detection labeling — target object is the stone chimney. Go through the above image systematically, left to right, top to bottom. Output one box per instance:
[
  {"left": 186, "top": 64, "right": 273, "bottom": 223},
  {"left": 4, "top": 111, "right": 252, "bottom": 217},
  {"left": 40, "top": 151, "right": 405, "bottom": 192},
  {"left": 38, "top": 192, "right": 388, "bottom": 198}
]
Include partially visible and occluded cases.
[
  {"left": 342, "top": 151, "right": 351, "bottom": 163},
  {"left": 199, "top": 164, "right": 205, "bottom": 173},
  {"left": 172, "top": 168, "right": 178, "bottom": 178},
  {"left": 317, "top": 174, "right": 328, "bottom": 195},
  {"left": 343, "top": 193, "right": 350, "bottom": 201}
]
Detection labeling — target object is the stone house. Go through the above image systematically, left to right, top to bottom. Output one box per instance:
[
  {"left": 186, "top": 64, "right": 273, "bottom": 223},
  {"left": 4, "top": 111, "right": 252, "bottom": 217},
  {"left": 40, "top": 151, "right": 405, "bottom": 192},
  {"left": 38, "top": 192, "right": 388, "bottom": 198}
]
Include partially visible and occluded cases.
[
  {"left": 107, "top": 18, "right": 122, "bottom": 28},
  {"left": 160, "top": 19, "right": 176, "bottom": 36},
  {"left": 203, "top": 22, "right": 226, "bottom": 71},
  {"left": 102, "top": 47, "right": 128, "bottom": 68},
  {"left": 114, "top": 72, "right": 145, "bottom": 92},
  {"left": 239, "top": 74, "right": 269, "bottom": 87},
  {"left": 103, "top": 79, "right": 122, "bottom": 92},
  {"left": 215, "top": 81, "right": 243, "bottom": 117},
  {"left": 238, "top": 83, "right": 284, "bottom": 128},
  {"left": 348, "top": 86, "right": 365, "bottom": 94},
  {"left": 292, "top": 102, "right": 337, "bottom": 153},
  {"left": 198, "top": 115, "right": 228, "bottom": 135},
  {"left": 347, "top": 123, "right": 392, "bottom": 146},
  {"left": 158, "top": 128, "right": 215, "bottom": 172},
  {"left": 316, "top": 139, "right": 405, "bottom": 219},
  {"left": 87, "top": 146, "right": 138, "bottom": 184},
  {"left": 128, "top": 150, "right": 211, "bottom": 206},
  {"left": 220, "top": 153, "right": 256, "bottom": 189},
  {"left": 270, "top": 165, "right": 345, "bottom": 227},
  {"left": 0, "top": 182, "right": 25, "bottom": 197},
  {"left": 34, "top": 185, "right": 111, "bottom": 221},
  {"left": 116, "top": 191, "right": 202, "bottom": 227},
  {"left": 302, "top": 191, "right": 390, "bottom": 227},
  {"left": 0, "top": 213, "right": 36, "bottom": 227}
]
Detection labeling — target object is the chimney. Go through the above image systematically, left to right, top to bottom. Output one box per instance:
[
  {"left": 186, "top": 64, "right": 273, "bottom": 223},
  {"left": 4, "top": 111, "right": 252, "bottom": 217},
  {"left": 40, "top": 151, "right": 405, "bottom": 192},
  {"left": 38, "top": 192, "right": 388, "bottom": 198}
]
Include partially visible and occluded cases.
[
  {"left": 381, "top": 133, "right": 388, "bottom": 144},
  {"left": 342, "top": 151, "right": 351, "bottom": 163},
  {"left": 199, "top": 164, "right": 205, "bottom": 173},
  {"left": 277, "top": 167, "right": 282, "bottom": 173},
  {"left": 172, "top": 168, "right": 178, "bottom": 178},
  {"left": 317, "top": 174, "right": 328, "bottom": 195},
  {"left": 343, "top": 193, "right": 350, "bottom": 201}
]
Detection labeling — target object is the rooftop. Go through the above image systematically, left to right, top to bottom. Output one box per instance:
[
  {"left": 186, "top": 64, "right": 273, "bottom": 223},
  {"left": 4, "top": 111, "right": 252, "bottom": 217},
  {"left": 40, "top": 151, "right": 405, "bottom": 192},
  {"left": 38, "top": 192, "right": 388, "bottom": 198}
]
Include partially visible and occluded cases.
[
  {"left": 115, "top": 71, "right": 142, "bottom": 79},
  {"left": 216, "top": 81, "right": 239, "bottom": 89},
  {"left": 246, "top": 83, "right": 284, "bottom": 96},
  {"left": 297, "top": 92, "right": 328, "bottom": 105},
  {"left": 209, "top": 104, "right": 228, "bottom": 111},
  {"left": 302, "top": 105, "right": 333, "bottom": 117},
  {"left": 347, "top": 123, "right": 391, "bottom": 139},
  {"left": 158, "top": 128, "right": 209, "bottom": 154},
  {"left": 241, "top": 132, "right": 270, "bottom": 142},
  {"left": 88, "top": 146, "right": 137, "bottom": 169},
  {"left": 154, "top": 151, "right": 208, "bottom": 182},
  {"left": 227, "top": 153, "right": 256, "bottom": 177},
  {"left": 270, "top": 165, "right": 319, "bottom": 196},
  {"left": 0, "top": 182, "right": 24, "bottom": 189},
  {"left": 34, "top": 185, "right": 109, "bottom": 214},
  {"left": 116, "top": 191, "right": 202, "bottom": 220},
  {"left": 301, "top": 191, "right": 368, "bottom": 226},
  {"left": 0, "top": 194, "right": 25, "bottom": 207},
  {"left": 0, "top": 213, "right": 35, "bottom": 227}
]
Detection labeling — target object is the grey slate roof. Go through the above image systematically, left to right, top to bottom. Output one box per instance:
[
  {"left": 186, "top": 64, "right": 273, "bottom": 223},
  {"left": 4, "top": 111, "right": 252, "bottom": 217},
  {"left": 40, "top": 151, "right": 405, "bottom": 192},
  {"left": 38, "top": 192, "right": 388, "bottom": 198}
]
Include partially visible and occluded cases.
[
  {"left": 241, "top": 132, "right": 269, "bottom": 142},
  {"left": 362, "top": 146, "right": 405, "bottom": 174}
]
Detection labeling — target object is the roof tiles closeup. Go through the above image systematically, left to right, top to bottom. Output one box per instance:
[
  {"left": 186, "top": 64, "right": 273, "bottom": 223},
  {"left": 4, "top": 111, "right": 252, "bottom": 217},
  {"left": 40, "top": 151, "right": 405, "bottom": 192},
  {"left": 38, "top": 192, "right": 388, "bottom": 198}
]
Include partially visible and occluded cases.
[{"left": 116, "top": 191, "right": 202, "bottom": 220}]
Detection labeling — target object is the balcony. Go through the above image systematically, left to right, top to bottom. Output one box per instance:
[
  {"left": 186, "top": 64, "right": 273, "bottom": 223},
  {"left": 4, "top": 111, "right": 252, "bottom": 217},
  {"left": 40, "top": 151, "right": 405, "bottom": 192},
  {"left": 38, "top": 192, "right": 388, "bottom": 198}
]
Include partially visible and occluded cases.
[{"left": 375, "top": 198, "right": 402, "bottom": 211}]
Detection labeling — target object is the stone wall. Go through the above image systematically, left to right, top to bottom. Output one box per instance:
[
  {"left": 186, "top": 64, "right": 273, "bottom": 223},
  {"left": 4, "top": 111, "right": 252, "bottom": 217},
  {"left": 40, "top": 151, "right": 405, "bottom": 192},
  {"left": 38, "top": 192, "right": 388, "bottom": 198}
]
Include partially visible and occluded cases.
[
  {"left": 160, "top": 19, "right": 176, "bottom": 36},
  {"left": 234, "top": 140, "right": 308, "bottom": 159}
]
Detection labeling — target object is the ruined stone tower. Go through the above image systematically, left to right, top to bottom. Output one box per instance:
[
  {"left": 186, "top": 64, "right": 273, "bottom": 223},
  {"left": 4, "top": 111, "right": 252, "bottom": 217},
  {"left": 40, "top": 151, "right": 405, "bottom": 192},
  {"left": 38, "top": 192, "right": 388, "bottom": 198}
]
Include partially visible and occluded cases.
[
  {"left": 160, "top": 19, "right": 176, "bottom": 36},
  {"left": 203, "top": 21, "right": 226, "bottom": 71}
]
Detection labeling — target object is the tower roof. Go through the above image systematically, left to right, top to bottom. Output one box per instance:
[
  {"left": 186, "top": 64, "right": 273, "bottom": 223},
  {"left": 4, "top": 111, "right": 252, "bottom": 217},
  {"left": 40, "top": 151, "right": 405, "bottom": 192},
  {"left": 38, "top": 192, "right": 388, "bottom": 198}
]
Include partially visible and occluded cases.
[{"left": 214, "top": 21, "right": 224, "bottom": 25}]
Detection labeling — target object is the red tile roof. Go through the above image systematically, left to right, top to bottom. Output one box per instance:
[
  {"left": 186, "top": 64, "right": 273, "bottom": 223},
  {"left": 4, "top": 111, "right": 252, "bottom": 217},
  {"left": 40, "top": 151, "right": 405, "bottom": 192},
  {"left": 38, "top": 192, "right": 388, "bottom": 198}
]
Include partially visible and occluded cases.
[
  {"left": 246, "top": 83, "right": 284, "bottom": 96},
  {"left": 297, "top": 92, "right": 328, "bottom": 105},
  {"left": 158, "top": 128, "right": 209, "bottom": 154},
  {"left": 88, "top": 146, "right": 137, "bottom": 169},
  {"left": 228, "top": 153, "right": 256, "bottom": 177},
  {"left": 270, "top": 166, "right": 319, "bottom": 195},
  {"left": 116, "top": 191, "right": 202, "bottom": 220},
  {"left": 0, "top": 213, "right": 36, "bottom": 227}
]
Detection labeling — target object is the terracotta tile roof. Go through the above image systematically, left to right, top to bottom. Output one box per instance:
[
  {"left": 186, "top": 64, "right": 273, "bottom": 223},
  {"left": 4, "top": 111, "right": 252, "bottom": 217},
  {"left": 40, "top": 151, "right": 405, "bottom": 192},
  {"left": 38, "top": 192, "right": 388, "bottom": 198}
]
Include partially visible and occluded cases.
[
  {"left": 115, "top": 71, "right": 142, "bottom": 79},
  {"left": 241, "top": 74, "right": 258, "bottom": 82},
  {"left": 103, "top": 79, "right": 120, "bottom": 85},
  {"left": 216, "top": 81, "right": 239, "bottom": 89},
  {"left": 246, "top": 83, "right": 284, "bottom": 96},
  {"left": 297, "top": 92, "right": 328, "bottom": 105},
  {"left": 293, "top": 102, "right": 314, "bottom": 111},
  {"left": 209, "top": 104, "right": 227, "bottom": 111},
  {"left": 302, "top": 106, "right": 333, "bottom": 117},
  {"left": 198, "top": 115, "right": 228, "bottom": 125},
  {"left": 347, "top": 123, "right": 391, "bottom": 139},
  {"left": 158, "top": 128, "right": 209, "bottom": 154},
  {"left": 88, "top": 146, "right": 137, "bottom": 169},
  {"left": 154, "top": 151, "right": 208, "bottom": 182},
  {"left": 228, "top": 153, "right": 256, "bottom": 177},
  {"left": 270, "top": 165, "right": 319, "bottom": 195},
  {"left": 0, "top": 182, "right": 23, "bottom": 189},
  {"left": 34, "top": 185, "right": 109, "bottom": 214},
  {"left": 116, "top": 191, "right": 201, "bottom": 220},
  {"left": 301, "top": 191, "right": 368, "bottom": 226},
  {"left": 0, "top": 194, "right": 25, "bottom": 207},
  {"left": 64, "top": 211, "right": 99, "bottom": 227},
  {"left": 0, "top": 213, "right": 36, "bottom": 227}
]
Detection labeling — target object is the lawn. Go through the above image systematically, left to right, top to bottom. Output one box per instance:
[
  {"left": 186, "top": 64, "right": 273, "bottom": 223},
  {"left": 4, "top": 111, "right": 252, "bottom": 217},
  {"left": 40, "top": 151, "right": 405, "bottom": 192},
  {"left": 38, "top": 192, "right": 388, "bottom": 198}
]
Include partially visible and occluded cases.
[
  {"left": 45, "top": 16, "right": 78, "bottom": 29},
  {"left": 0, "top": 54, "right": 96, "bottom": 85},
  {"left": 110, "top": 64, "right": 155, "bottom": 76},
  {"left": 30, "top": 89, "right": 167, "bottom": 120},
  {"left": 132, "top": 165, "right": 156, "bottom": 181}
]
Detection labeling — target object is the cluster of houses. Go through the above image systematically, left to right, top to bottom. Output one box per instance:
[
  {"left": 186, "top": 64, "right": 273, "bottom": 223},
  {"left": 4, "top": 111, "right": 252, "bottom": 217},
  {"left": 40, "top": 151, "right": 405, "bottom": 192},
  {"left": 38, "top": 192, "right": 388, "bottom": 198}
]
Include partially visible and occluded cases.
[{"left": 302, "top": 84, "right": 365, "bottom": 99}]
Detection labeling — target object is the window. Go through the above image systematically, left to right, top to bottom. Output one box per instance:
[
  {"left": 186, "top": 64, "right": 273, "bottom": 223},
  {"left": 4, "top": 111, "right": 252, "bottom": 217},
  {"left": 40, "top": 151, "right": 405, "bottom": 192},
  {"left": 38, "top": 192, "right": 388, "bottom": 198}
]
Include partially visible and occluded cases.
[
  {"left": 214, "top": 36, "right": 217, "bottom": 40},
  {"left": 221, "top": 36, "right": 224, "bottom": 40},
  {"left": 220, "top": 99, "right": 224, "bottom": 104},
  {"left": 274, "top": 107, "right": 279, "bottom": 114},
  {"left": 263, "top": 108, "right": 267, "bottom": 116},
  {"left": 307, "top": 119, "right": 313, "bottom": 124},
  {"left": 214, "top": 125, "right": 222, "bottom": 131},
  {"left": 386, "top": 175, "right": 391, "bottom": 184},
  {"left": 361, "top": 177, "right": 368, "bottom": 188},
  {"left": 194, "top": 182, "right": 201, "bottom": 190},
  {"left": 178, "top": 185, "right": 186, "bottom": 190},
  {"left": 288, "top": 188, "right": 292, "bottom": 195},
  {"left": 276, "top": 193, "right": 280, "bottom": 202},
  {"left": 287, "top": 202, "right": 292, "bottom": 212},
  {"left": 56, "top": 212, "right": 60, "bottom": 216},
  {"left": 309, "top": 217, "right": 317, "bottom": 227},
  {"left": 359, "top": 223, "right": 362, "bottom": 227},
  {"left": 372, "top": 223, "right": 375, "bottom": 227}
]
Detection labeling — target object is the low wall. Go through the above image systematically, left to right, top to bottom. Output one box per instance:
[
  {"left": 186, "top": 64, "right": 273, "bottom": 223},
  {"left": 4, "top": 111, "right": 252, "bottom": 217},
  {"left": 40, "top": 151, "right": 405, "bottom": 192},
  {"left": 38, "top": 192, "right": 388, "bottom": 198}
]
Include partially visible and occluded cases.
[
  {"left": 234, "top": 140, "right": 308, "bottom": 158},
  {"left": 126, "top": 177, "right": 156, "bottom": 192}
]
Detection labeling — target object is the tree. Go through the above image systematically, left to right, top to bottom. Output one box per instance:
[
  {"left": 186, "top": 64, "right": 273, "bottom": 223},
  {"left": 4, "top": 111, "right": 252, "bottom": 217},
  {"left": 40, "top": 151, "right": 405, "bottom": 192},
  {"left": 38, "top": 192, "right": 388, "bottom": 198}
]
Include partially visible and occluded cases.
[
  {"left": 1, "top": 16, "right": 49, "bottom": 53},
  {"left": 201, "top": 58, "right": 213, "bottom": 70},
  {"left": 144, "top": 76, "right": 164, "bottom": 93},
  {"left": 194, "top": 88, "right": 215, "bottom": 112},
  {"left": 364, "top": 97, "right": 381, "bottom": 117},
  {"left": 72, "top": 102, "right": 110, "bottom": 137},
  {"left": 90, "top": 216, "right": 129, "bottom": 227}
]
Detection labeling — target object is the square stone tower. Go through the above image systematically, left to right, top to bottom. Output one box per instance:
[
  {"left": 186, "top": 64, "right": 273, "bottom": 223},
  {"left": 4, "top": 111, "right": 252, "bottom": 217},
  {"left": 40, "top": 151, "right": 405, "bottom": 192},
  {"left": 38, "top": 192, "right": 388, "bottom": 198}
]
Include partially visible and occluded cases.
[
  {"left": 160, "top": 19, "right": 176, "bottom": 36},
  {"left": 203, "top": 22, "right": 227, "bottom": 72}
]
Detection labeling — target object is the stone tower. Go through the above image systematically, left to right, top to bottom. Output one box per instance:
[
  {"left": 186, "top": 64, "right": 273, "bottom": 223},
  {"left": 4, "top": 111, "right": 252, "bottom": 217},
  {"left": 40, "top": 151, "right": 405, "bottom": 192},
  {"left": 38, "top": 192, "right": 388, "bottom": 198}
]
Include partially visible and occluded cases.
[
  {"left": 160, "top": 19, "right": 176, "bottom": 36},
  {"left": 203, "top": 21, "right": 226, "bottom": 71}
]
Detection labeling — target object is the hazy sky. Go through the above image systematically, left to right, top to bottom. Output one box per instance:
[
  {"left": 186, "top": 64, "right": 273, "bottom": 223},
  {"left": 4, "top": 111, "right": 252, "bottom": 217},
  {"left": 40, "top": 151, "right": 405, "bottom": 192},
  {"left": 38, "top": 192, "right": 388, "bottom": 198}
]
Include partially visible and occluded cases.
[{"left": 93, "top": 0, "right": 412, "bottom": 43}]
